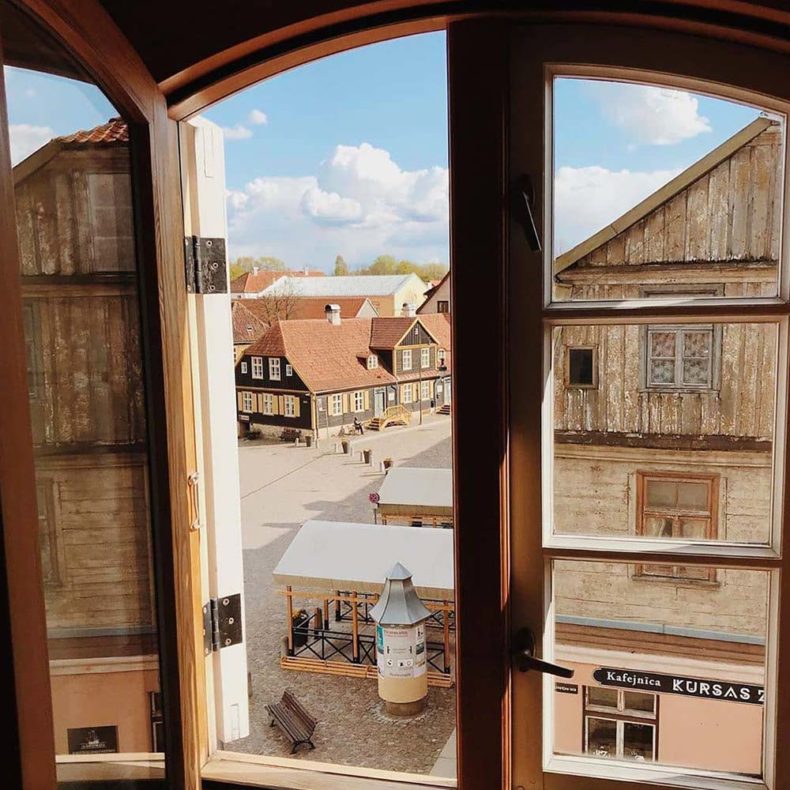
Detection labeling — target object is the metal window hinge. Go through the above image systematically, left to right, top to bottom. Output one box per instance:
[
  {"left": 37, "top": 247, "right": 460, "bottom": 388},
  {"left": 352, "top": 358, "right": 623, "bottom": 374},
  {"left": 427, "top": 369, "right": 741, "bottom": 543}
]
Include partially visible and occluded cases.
[
  {"left": 184, "top": 235, "right": 228, "bottom": 294},
  {"left": 202, "top": 593, "right": 243, "bottom": 655}
]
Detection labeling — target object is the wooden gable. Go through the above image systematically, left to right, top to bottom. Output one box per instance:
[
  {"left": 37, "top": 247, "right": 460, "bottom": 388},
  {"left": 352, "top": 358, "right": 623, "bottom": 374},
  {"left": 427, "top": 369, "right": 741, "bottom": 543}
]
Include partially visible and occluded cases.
[{"left": 558, "top": 118, "right": 782, "bottom": 275}]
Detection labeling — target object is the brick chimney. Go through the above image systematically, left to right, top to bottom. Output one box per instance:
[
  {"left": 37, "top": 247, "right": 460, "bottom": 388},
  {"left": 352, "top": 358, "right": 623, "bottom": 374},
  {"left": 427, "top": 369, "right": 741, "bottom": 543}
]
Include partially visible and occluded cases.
[{"left": 325, "top": 304, "right": 341, "bottom": 325}]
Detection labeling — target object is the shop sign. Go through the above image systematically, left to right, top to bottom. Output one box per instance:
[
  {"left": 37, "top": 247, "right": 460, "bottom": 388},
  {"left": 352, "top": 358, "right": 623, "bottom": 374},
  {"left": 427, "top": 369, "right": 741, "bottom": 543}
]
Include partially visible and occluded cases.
[
  {"left": 239, "top": 414, "right": 250, "bottom": 422},
  {"left": 376, "top": 623, "right": 426, "bottom": 679},
  {"left": 593, "top": 667, "right": 764, "bottom": 705},
  {"left": 555, "top": 682, "right": 578, "bottom": 694},
  {"left": 67, "top": 725, "right": 118, "bottom": 754}
]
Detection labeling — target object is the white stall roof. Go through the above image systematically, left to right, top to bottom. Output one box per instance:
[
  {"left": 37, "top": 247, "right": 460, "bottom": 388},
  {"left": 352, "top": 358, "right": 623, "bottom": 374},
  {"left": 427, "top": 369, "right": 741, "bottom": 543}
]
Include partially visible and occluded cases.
[
  {"left": 376, "top": 467, "right": 453, "bottom": 509},
  {"left": 273, "top": 520, "right": 454, "bottom": 600}
]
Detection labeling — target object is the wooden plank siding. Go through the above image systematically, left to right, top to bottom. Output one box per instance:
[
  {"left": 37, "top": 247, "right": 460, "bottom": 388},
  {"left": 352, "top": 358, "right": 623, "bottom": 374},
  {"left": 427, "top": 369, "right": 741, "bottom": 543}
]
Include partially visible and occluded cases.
[{"left": 554, "top": 319, "right": 777, "bottom": 441}]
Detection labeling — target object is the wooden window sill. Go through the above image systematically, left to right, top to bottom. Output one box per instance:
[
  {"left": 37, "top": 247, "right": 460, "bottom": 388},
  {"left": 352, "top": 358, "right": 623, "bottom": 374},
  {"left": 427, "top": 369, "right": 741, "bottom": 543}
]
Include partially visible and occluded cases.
[{"left": 202, "top": 751, "right": 457, "bottom": 790}]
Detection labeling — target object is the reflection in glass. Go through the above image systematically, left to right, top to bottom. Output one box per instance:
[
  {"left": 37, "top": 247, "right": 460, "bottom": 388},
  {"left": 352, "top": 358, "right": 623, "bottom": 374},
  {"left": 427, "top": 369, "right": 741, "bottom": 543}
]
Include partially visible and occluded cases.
[
  {"left": 2, "top": 1, "right": 164, "bottom": 777},
  {"left": 552, "top": 78, "right": 784, "bottom": 304},
  {"left": 552, "top": 323, "right": 777, "bottom": 545},
  {"left": 552, "top": 559, "right": 768, "bottom": 776}
]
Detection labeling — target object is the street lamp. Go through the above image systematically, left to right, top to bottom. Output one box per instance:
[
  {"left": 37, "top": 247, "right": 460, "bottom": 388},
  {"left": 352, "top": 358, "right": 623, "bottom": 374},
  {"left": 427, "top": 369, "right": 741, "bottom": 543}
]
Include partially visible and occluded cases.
[{"left": 414, "top": 325, "right": 423, "bottom": 426}]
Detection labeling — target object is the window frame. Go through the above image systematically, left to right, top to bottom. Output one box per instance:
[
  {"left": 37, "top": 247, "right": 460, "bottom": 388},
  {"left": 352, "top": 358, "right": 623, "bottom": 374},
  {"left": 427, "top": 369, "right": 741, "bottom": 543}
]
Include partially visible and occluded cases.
[
  {"left": 437, "top": 300, "right": 449, "bottom": 313},
  {"left": 643, "top": 324, "right": 719, "bottom": 392},
  {"left": 565, "top": 345, "right": 597, "bottom": 389},
  {"left": 421, "top": 347, "right": 431, "bottom": 369},
  {"left": 401, "top": 349, "right": 412, "bottom": 371},
  {"left": 251, "top": 356, "right": 264, "bottom": 379},
  {"left": 269, "top": 357, "right": 281, "bottom": 381},
  {"left": 240, "top": 361, "right": 248, "bottom": 374},
  {"left": 285, "top": 363, "right": 293, "bottom": 377},
  {"left": 353, "top": 390, "right": 364, "bottom": 412},
  {"left": 241, "top": 391, "right": 254, "bottom": 412},
  {"left": 262, "top": 393, "right": 273, "bottom": 415},
  {"left": 331, "top": 393, "right": 342, "bottom": 416},
  {"left": 283, "top": 395, "right": 296, "bottom": 417}
]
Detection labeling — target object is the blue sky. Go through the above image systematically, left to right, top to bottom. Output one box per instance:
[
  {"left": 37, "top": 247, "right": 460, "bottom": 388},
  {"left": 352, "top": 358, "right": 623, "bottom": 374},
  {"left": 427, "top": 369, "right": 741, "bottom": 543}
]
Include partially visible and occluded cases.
[{"left": 4, "top": 35, "right": 778, "bottom": 267}]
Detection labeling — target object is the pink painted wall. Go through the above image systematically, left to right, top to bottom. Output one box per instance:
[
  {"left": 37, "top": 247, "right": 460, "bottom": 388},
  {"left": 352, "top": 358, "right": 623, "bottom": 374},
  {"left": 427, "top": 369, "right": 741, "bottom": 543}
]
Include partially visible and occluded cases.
[
  {"left": 553, "top": 660, "right": 762, "bottom": 775},
  {"left": 51, "top": 667, "right": 160, "bottom": 754}
]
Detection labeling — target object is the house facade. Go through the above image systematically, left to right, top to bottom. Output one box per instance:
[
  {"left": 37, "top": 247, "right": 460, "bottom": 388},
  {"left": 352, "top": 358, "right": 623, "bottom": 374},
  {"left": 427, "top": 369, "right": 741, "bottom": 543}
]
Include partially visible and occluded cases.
[
  {"left": 549, "top": 117, "right": 780, "bottom": 771},
  {"left": 230, "top": 267, "right": 325, "bottom": 299},
  {"left": 418, "top": 271, "right": 451, "bottom": 314},
  {"left": 235, "top": 308, "right": 452, "bottom": 437}
]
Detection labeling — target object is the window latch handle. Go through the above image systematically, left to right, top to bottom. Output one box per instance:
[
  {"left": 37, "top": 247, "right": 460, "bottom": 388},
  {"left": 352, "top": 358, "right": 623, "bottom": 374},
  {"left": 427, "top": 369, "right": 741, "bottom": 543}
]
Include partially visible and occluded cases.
[
  {"left": 512, "top": 175, "right": 542, "bottom": 253},
  {"left": 512, "top": 627, "right": 574, "bottom": 678}
]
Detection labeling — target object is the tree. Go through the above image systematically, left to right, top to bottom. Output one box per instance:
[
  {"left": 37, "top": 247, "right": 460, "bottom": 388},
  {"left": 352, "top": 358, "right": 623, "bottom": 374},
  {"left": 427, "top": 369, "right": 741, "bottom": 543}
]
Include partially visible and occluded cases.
[
  {"left": 334, "top": 255, "right": 349, "bottom": 276},
  {"left": 254, "top": 279, "right": 300, "bottom": 324}
]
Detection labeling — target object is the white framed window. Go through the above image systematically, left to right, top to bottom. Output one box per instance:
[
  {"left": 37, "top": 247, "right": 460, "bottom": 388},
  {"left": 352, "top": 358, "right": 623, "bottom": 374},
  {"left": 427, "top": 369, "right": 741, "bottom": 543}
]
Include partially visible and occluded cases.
[
  {"left": 645, "top": 326, "right": 716, "bottom": 390},
  {"left": 421, "top": 347, "right": 430, "bottom": 369},
  {"left": 437, "top": 348, "right": 447, "bottom": 368},
  {"left": 402, "top": 349, "right": 412, "bottom": 371},
  {"left": 367, "top": 355, "right": 378, "bottom": 369},
  {"left": 251, "top": 357, "right": 264, "bottom": 379},
  {"left": 269, "top": 358, "right": 281, "bottom": 381},
  {"left": 240, "top": 361, "right": 248, "bottom": 374},
  {"left": 285, "top": 364, "right": 293, "bottom": 377},
  {"left": 421, "top": 380, "right": 430, "bottom": 400},
  {"left": 402, "top": 383, "right": 413, "bottom": 404},
  {"left": 241, "top": 391, "right": 254, "bottom": 412},
  {"left": 353, "top": 391, "right": 364, "bottom": 412},
  {"left": 262, "top": 393, "right": 273, "bottom": 415},
  {"left": 331, "top": 394, "right": 342, "bottom": 416},
  {"left": 284, "top": 395, "right": 296, "bottom": 417},
  {"left": 583, "top": 688, "right": 657, "bottom": 762}
]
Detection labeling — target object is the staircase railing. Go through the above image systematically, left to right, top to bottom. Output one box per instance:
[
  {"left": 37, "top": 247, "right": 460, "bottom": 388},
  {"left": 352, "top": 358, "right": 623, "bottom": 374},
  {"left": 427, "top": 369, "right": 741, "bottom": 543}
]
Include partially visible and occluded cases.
[{"left": 379, "top": 404, "right": 411, "bottom": 424}]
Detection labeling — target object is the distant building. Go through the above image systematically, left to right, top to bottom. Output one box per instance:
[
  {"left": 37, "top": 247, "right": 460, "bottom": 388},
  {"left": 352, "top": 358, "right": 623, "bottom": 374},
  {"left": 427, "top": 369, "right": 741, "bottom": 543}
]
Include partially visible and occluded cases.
[
  {"left": 230, "top": 267, "right": 324, "bottom": 299},
  {"left": 418, "top": 271, "right": 451, "bottom": 314},
  {"left": 261, "top": 273, "right": 429, "bottom": 316},
  {"left": 231, "top": 296, "right": 379, "bottom": 364},
  {"left": 235, "top": 307, "right": 452, "bottom": 437}
]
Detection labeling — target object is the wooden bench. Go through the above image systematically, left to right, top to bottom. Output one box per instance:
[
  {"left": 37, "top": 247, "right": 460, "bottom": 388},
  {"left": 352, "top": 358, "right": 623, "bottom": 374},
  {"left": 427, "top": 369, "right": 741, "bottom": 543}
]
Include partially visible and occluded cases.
[{"left": 265, "top": 690, "right": 316, "bottom": 753}]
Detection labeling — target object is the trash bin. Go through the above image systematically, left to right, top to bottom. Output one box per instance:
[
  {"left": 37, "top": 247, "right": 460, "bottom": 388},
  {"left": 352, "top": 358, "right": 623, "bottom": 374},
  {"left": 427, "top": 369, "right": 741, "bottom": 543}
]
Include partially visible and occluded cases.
[
  {"left": 305, "top": 434, "right": 313, "bottom": 447},
  {"left": 342, "top": 440, "right": 350, "bottom": 454},
  {"left": 363, "top": 449, "right": 372, "bottom": 465}
]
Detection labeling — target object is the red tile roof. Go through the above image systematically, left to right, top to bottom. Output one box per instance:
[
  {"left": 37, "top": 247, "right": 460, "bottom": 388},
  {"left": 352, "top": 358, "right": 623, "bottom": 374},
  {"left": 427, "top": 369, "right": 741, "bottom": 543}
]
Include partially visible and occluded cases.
[
  {"left": 57, "top": 117, "right": 129, "bottom": 145},
  {"left": 231, "top": 269, "right": 325, "bottom": 294},
  {"left": 231, "top": 301, "right": 271, "bottom": 345},
  {"left": 244, "top": 314, "right": 452, "bottom": 392},
  {"left": 369, "top": 317, "right": 416, "bottom": 349},
  {"left": 247, "top": 319, "right": 397, "bottom": 392}
]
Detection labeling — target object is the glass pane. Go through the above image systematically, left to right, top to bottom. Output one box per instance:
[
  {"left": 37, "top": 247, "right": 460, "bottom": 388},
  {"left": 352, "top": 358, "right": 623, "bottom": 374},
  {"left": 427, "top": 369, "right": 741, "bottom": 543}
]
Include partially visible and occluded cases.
[
  {"left": 2, "top": 2, "right": 164, "bottom": 782},
  {"left": 552, "top": 77, "right": 785, "bottom": 303},
  {"left": 552, "top": 322, "right": 777, "bottom": 544},
  {"left": 650, "top": 332, "right": 676, "bottom": 359},
  {"left": 552, "top": 560, "right": 768, "bottom": 776},
  {"left": 587, "top": 687, "right": 619, "bottom": 708},
  {"left": 623, "top": 691, "right": 656, "bottom": 714},
  {"left": 586, "top": 718, "right": 617, "bottom": 758},
  {"left": 623, "top": 722, "right": 655, "bottom": 761}
]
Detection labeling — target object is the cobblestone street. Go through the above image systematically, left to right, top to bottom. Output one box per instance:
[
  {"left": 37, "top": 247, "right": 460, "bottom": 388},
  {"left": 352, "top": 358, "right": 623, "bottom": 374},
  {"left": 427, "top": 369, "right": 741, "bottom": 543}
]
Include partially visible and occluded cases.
[{"left": 227, "top": 415, "right": 456, "bottom": 776}]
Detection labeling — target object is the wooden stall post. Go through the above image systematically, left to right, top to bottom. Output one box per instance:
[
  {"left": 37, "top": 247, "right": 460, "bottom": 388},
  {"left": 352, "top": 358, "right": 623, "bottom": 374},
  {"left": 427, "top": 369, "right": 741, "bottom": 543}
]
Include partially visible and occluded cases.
[
  {"left": 286, "top": 586, "right": 294, "bottom": 655},
  {"left": 351, "top": 592, "right": 360, "bottom": 663},
  {"left": 443, "top": 601, "right": 451, "bottom": 674}
]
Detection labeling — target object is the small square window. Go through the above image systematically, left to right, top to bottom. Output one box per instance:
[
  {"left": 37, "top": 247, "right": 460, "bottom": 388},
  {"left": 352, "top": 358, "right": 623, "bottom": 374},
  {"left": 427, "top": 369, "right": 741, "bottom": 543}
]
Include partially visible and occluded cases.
[
  {"left": 567, "top": 347, "right": 596, "bottom": 388},
  {"left": 240, "top": 361, "right": 248, "bottom": 374},
  {"left": 285, "top": 364, "right": 293, "bottom": 377}
]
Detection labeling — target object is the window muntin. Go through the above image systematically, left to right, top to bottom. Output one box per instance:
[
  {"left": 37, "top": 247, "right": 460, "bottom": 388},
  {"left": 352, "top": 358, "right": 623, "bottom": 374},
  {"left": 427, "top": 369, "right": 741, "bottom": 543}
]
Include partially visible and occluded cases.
[
  {"left": 437, "top": 300, "right": 449, "bottom": 313},
  {"left": 646, "top": 326, "right": 715, "bottom": 390},
  {"left": 421, "top": 348, "right": 431, "bottom": 368},
  {"left": 438, "top": 348, "right": 447, "bottom": 368},
  {"left": 402, "top": 349, "right": 412, "bottom": 371},
  {"left": 367, "top": 355, "right": 378, "bottom": 369},
  {"left": 251, "top": 357, "right": 264, "bottom": 379},
  {"left": 269, "top": 358, "right": 281, "bottom": 380},
  {"left": 240, "top": 361, "right": 248, "bottom": 374},
  {"left": 285, "top": 364, "right": 293, "bottom": 377},
  {"left": 421, "top": 381, "right": 430, "bottom": 400},
  {"left": 402, "top": 383, "right": 413, "bottom": 404},
  {"left": 242, "top": 391, "right": 254, "bottom": 412},
  {"left": 353, "top": 391, "right": 364, "bottom": 412},
  {"left": 263, "top": 394, "right": 273, "bottom": 415},
  {"left": 331, "top": 394, "right": 342, "bottom": 416},
  {"left": 284, "top": 395, "right": 296, "bottom": 417}
]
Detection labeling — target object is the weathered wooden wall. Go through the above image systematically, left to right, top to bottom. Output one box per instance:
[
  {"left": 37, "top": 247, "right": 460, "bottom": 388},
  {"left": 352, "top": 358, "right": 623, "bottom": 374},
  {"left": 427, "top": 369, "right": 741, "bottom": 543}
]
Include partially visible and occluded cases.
[
  {"left": 566, "top": 123, "right": 782, "bottom": 271},
  {"left": 15, "top": 148, "right": 135, "bottom": 275},
  {"left": 554, "top": 321, "right": 776, "bottom": 440},
  {"left": 37, "top": 453, "right": 155, "bottom": 632}
]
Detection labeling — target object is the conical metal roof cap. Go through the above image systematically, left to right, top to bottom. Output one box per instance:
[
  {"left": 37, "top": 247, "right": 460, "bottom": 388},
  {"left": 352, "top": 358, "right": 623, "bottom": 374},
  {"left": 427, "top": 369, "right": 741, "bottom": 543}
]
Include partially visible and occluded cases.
[{"left": 370, "top": 562, "right": 431, "bottom": 625}]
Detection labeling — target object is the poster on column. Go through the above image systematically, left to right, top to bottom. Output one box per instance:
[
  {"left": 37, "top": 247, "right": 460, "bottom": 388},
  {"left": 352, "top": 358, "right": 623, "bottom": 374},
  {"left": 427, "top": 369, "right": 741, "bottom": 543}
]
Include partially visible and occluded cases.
[{"left": 377, "top": 624, "right": 427, "bottom": 678}]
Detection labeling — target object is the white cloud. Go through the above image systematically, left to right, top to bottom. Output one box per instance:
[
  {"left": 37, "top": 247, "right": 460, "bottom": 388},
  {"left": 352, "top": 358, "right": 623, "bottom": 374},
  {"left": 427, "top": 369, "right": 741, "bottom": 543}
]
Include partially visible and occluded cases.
[
  {"left": 590, "top": 83, "right": 711, "bottom": 146},
  {"left": 249, "top": 109, "right": 268, "bottom": 125},
  {"left": 9, "top": 123, "right": 55, "bottom": 165},
  {"left": 222, "top": 124, "right": 253, "bottom": 141},
  {"left": 226, "top": 142, "right": 449, "bottom": 267},
  {"left": 554, "top": 164, "right": 681, "bottom": 254}
]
